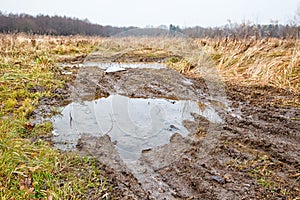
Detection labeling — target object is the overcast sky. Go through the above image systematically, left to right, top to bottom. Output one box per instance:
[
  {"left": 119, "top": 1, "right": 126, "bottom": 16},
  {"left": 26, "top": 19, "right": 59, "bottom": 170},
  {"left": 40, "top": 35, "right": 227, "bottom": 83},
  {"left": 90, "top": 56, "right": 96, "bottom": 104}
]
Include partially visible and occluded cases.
[{"left": 1, "top": 0, "right": 299, "bottom": 27}]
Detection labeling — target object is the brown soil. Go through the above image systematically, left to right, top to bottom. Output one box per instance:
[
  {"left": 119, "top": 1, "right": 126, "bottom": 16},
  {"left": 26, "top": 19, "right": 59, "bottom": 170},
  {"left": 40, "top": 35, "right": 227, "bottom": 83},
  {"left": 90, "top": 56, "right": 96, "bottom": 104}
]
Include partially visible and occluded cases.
[{"left": 34, "top": 53, "right": 300, "bottom": 200}]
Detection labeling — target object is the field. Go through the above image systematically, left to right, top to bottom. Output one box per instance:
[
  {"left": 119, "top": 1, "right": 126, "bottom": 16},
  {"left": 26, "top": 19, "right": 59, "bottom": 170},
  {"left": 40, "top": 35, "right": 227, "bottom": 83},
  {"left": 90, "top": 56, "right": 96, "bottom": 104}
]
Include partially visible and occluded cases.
[{"left": 0, "top": 34, "right": 299, "bottom": 199}]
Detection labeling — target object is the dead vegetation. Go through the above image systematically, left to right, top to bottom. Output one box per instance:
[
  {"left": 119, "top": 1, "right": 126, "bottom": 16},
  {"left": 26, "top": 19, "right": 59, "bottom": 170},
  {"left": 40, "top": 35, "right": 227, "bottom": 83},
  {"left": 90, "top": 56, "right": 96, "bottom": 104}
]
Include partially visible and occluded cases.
[{"left": 200, "top": 37, "right": 300, "bottom": 93}]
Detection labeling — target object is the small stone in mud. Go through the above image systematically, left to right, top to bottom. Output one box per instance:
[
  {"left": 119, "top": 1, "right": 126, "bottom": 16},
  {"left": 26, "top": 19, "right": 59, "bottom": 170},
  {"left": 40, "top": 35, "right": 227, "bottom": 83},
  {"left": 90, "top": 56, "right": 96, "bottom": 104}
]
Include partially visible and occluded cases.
[
  {"left": 223, "top": 174, "right": 233, "bottom": 183},
  {"left": 211, "top": 176, "right": 225, "bottom": 184},
  {"left": 158, "top": 187, "right": 165, "bottom": 193}
]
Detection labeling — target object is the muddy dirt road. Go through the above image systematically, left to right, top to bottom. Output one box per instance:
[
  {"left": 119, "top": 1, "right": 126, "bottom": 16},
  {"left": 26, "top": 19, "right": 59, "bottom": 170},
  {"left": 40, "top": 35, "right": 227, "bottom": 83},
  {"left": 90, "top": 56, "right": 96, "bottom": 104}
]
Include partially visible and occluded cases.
[{"left": 35, "top": 51, "right": 300, "bottom": 199}]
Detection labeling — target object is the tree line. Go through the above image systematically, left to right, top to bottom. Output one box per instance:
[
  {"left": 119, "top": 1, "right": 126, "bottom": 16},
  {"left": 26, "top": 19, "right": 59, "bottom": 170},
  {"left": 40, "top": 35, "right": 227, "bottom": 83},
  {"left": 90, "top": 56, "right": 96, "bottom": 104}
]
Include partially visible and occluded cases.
[
  {"left": 0, "top": 12, "right": 299, "bottom": 38},
  {"left": 0, "top": 12, "right": 133, "bottom": 36},
  {"left": 183, "top": 23, "right": 299, "bottom": 39}
]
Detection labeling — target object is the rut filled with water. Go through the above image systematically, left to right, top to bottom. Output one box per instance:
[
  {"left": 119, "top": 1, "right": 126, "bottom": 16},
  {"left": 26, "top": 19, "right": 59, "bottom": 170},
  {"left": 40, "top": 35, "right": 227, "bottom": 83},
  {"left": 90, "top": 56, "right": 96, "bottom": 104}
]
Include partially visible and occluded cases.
[{"left": 50, "top": 62, "right": 238, "bottom": 199}]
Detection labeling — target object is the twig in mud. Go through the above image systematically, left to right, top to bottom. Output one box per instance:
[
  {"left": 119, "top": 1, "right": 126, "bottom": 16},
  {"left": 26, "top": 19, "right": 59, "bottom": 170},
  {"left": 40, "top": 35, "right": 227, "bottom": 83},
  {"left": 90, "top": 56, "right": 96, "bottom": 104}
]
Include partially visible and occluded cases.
[
  {"left": 69, "top": 111, "right": 73, "bottom": 128},
  {"left": 102, "top": 114, "right": 114, "bottom": 135}
]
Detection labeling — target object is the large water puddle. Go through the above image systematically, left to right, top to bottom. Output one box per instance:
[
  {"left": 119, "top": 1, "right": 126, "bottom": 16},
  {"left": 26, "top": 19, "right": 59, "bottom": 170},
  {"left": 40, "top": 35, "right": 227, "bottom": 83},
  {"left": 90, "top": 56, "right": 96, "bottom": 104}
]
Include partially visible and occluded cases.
[{"left": 52, "top": 94, "right": 222, "bottom": 161}]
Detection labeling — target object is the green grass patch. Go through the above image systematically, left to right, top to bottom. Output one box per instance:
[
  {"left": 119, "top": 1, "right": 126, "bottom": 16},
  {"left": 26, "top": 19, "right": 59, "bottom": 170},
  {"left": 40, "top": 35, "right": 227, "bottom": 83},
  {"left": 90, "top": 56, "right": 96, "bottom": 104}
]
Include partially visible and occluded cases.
[{"left": 0, "top": 34, "right": 110, "bottom": 199}]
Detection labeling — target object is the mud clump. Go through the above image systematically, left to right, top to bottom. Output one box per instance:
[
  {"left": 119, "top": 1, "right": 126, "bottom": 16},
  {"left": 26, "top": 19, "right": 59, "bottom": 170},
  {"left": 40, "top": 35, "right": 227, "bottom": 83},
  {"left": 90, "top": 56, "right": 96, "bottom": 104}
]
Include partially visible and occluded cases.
[{"left": 95, "top": 68, "right": 207, "bottom": 100}]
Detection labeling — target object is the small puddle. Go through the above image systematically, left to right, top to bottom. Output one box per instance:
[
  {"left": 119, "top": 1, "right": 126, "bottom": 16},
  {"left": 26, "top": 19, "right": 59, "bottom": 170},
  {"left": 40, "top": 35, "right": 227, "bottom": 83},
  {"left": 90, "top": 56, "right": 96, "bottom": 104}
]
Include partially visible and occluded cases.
[
  {"left": 58, "top": 62, "right": 167, "bottom": 73},
  {"left": 52, "top": 94, "right": 222, "bottom": 162}
]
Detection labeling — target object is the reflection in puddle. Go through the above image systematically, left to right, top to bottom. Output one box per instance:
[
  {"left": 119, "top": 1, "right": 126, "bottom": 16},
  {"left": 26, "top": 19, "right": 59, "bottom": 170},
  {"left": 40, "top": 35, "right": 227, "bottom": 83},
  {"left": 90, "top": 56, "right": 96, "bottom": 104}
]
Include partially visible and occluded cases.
[
  {"left": 58, "top": 62, "right": 167, "bottom": 73},
  {"left": 85, "top": 62, "right": 167, "bottom": 72},
  {"left": 52, "top": 95, "right": 222, "bottom": 161}
]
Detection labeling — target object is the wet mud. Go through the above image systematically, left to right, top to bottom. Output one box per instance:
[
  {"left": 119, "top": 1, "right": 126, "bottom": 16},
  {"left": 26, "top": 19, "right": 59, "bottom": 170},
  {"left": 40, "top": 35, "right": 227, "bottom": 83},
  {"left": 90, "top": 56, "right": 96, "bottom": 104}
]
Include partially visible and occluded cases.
[{"left": 33, "top": 55, "right": 300, "bottom": 199}]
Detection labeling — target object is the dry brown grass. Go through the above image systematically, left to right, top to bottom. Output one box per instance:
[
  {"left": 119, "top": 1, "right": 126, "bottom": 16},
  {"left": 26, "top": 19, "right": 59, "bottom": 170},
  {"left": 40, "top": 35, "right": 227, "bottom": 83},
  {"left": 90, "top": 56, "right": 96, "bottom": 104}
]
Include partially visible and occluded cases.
[
  {"left": 88, "top": 36, "right": 213, "bottom": 74},
  {"left": 199, "top": 37, "right": 300, "bottom": 93}
]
